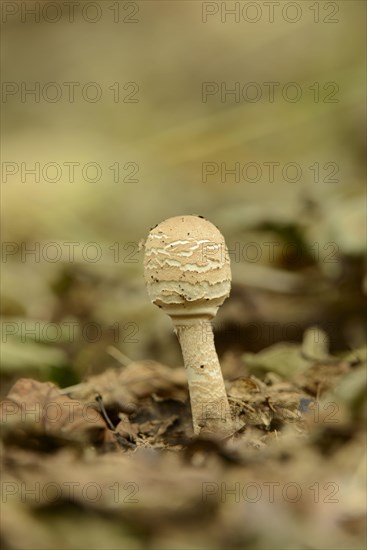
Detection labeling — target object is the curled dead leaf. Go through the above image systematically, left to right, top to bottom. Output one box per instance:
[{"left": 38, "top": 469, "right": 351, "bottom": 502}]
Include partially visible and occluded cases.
[{"left": 0, "top": 378, "right": 107, "bottom": 447}]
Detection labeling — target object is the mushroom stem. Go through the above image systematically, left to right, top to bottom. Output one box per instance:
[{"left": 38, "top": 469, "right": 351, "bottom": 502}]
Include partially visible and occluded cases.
[{"left": 173, "top": 318, "right": 233, "bottom": 436}]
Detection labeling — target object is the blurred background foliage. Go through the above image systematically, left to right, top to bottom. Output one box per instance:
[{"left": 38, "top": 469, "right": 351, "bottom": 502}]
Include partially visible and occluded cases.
[{"left": 1, "top": 0, "right": 366, "bottom": 389}]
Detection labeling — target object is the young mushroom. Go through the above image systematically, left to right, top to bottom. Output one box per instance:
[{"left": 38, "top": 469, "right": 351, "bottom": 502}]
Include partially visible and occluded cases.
[{"left": 143, "top": 215, "right": 234, "bottom": 437}]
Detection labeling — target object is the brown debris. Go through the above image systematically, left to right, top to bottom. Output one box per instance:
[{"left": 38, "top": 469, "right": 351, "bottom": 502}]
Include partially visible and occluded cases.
[{"left": 0, "top": 378, "right": 107, "bottom": 448}]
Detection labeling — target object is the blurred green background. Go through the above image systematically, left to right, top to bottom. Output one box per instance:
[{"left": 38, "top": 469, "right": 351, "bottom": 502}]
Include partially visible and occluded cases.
[{"left": 1, "top": 0, "right": 366, "bottom": 387}]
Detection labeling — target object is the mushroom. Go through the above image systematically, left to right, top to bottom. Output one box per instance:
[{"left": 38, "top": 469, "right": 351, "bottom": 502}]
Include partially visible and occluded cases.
[{"left": 143, "top": 215, "right": 234, "bottom": 437}]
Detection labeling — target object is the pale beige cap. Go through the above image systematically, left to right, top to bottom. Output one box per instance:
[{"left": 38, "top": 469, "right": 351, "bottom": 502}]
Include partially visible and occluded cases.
[{"left": 144, "top": 215, "right": 231, "bottom": 317}]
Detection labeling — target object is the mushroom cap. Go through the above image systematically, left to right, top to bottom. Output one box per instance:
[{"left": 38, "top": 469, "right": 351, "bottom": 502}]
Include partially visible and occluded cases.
[{"left": 144, "top": 215, "right": 231, "bottom": 318}]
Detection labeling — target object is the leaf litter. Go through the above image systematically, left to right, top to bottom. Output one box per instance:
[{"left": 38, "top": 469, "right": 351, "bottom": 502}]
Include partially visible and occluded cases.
[{"left": 1, "top": 329, "right": 366, "bottom": 550}]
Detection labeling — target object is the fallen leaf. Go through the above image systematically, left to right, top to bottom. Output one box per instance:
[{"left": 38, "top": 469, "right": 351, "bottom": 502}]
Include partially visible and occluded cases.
[{"left": 0, "top": 378, "right": 107, "bottom": 446}]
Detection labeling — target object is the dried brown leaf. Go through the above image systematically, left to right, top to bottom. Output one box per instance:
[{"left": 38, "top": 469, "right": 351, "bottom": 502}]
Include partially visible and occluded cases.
[{"left": 0, "top": 378, "right": 107, "bottom": 445}]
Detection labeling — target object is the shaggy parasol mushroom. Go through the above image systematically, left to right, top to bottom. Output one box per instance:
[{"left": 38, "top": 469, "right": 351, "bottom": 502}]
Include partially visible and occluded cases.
[{"left": 144, "top": 215, "right": 234, "bottom": 437}]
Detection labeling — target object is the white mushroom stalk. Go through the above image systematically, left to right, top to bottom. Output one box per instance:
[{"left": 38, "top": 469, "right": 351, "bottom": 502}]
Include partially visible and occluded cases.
[{"left": 144, "top": 215, "right": 234, "bottom": 437}]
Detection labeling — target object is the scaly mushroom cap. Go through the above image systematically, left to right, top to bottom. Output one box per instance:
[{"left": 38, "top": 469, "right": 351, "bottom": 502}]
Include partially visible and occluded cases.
[{"left": 144, "top": 215, "right": 231, "bottom": 318}]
